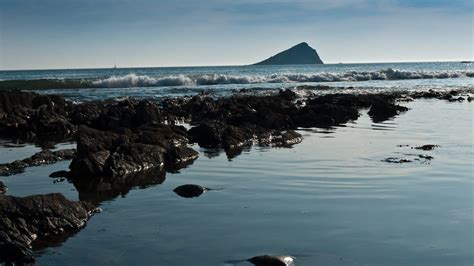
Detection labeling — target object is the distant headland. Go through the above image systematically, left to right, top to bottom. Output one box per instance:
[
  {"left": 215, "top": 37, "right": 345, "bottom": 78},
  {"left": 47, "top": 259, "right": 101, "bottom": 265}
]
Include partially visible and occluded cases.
[{"left": 254, "top": 42, "right": 324, "bottom": 65}]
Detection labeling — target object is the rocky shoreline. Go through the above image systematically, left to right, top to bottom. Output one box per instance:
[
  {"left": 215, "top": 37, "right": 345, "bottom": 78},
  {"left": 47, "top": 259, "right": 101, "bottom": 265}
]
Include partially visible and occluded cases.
[{"left": 0, "top": 87, "right": 472, "bottom": 263}]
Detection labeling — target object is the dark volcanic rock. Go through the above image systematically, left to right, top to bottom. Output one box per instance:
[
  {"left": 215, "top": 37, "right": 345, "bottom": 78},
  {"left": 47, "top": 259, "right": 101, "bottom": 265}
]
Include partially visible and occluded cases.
[
  {"left": 254, "top": 42, "right": 323, "bottom": 65},
  {"left": 0, "top": 91, "right": 74, "bottom": 141},
  {"left": 368, "top": 100, "right": 408, "bottom": 123},
  {"left": 188, "top": 121, "right": 225, "bottom": 148},
  {"left": 70, "top": 125, "right": 197, "bottom": 179},
  {"left": 273, "top": 130, "right": 303, "bottom": 146},
  {"left": 105, "top": 143, "right": 166, "bottom": 177},
  {"left": 413, "top": 144, "right": 439, "bottom": 151},
  {"left": 164, "top": 145, "right": 199, "bottom": 170},
  {"left": 0, "top": 149, "right": 76, "bottom": 176},
  {"left": 418, "top": 154, "right": 434, "bottom": 160},
  {"left": 382, "top": 157, "right": 413, "bottom": 164},
  {"left": 49, "top": 170, "right": 71, "bottom": 178},
  {"left": 0, "top": 181, "right": 7, "bottom": 194},
  {"left": 173, "top": 184, "right": 209, "bottom": 198},
  {"left": 0, "top": 193, "right": 98, "bottom": 263},
  {"left": 247, "top": 255, "right": 295, "bottom": 266}
]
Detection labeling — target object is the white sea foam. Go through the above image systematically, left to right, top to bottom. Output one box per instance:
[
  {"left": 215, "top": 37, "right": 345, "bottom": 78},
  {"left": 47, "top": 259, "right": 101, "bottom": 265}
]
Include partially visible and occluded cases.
[
  {"left": 89, "top": 69, "right": 473, "bottom": 88},
  {"left": 91, "top": 73, "right": 193, "bottom": 87}
]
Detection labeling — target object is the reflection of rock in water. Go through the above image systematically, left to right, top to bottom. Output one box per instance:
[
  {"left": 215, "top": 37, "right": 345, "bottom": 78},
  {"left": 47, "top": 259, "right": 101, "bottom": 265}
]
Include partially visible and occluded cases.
[
  {"left": 73, "top": 167, "right": 166, "bottom": 204},
  {"left": 0, "top": 181, "right": 7, "bottom": 194},
  {"left": 173, "top": 184, "right": 209, "bottom": 198},
  {"left": 247, "top": 255, "right": 295, "bottom": 266}
]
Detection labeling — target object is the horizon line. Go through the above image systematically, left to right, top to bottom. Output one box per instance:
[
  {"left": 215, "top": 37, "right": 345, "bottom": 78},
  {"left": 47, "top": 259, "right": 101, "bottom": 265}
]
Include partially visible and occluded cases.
[{"left": 0, "top": 59, "right": 471, "bottom": 72}]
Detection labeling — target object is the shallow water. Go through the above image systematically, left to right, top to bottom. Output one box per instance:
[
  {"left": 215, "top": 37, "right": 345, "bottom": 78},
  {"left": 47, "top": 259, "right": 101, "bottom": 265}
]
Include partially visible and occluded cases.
[{"left": 1, "top": 99, "right": 472, "bottom": 265}]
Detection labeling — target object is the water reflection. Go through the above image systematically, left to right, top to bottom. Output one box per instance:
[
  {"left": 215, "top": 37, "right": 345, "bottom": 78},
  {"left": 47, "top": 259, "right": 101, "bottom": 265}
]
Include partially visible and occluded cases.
[{"left": 72, "top": 168, "right": 166, "bottom": 204}]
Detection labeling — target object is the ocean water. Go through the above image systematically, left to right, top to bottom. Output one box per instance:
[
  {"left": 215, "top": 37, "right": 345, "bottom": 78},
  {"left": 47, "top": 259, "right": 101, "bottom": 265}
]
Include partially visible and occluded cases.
[
  {"left": 0, "top": 62, "right": 473, "bottom": 265},
  {"left": 1, "top": 62, "right": 473, "bottom": 101}
]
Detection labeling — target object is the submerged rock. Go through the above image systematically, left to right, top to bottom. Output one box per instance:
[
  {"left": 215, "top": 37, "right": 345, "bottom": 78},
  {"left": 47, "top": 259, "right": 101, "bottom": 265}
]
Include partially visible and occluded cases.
[
  {"left": 413, "top": 144, "right": 439, "bottom": 151},
  {"left": 0, "top": 149, "right": 76, "bottom": 176},
  {"left": 418, "top": 154, "right": 434, "bottom": 160},
  {"left": 382, "top": 157, "right": 413, "bottom": 164},
  {"left": 49, "top": 170, "right": 71, "bottom": 178},
  {"left": 173, "top": 184, "right": 209, "bottom": 198},
  {"left": 0, "top": 193, "right": 98, "bottom": 263},
  {"left": 247, "top": 255, "right": 295, "bottom": 266}
]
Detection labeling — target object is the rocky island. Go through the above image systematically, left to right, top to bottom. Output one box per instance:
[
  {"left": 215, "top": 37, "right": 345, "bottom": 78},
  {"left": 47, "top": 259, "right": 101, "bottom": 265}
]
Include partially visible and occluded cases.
[{"left": 254, "top": 42, "right": 324, "bottom": 65}]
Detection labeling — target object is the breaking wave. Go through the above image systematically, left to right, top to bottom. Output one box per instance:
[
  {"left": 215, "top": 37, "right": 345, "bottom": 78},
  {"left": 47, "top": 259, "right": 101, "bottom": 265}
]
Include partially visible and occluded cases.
[
  {"left": 1, "top": 69, "right": 472, "bottom": 89},
  {"left": 89, "top": 69, "right": 474, "bottom": 88}
]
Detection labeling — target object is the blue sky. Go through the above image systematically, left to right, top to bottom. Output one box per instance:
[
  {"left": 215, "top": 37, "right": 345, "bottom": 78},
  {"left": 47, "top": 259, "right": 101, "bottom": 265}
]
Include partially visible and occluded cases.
[{"left": 0, "top": 0, "right": 472, "bottom": 69}]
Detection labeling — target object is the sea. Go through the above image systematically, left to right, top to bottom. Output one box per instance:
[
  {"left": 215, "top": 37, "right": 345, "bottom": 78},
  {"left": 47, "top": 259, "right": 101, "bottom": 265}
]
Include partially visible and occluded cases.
[
  {"left": 0, "top": 62, "right": 473, "bottom": 265},
  {"left": 1, "top": 62, "right": 473, "bottom": 101}
]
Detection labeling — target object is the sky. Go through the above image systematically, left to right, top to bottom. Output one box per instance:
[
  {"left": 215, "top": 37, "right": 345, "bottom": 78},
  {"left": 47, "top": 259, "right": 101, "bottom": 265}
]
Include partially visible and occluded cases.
[{"left": 0, "top": 0, "right": 473, "bottom": 70}]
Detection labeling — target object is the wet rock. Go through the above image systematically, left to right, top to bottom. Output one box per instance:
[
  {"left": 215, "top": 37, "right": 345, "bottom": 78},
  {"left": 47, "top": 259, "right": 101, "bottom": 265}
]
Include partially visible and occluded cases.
[
  {"left": 411, "top": 89, "right": 443, "bottom": 99},
  {"left": 449, "top": 90, "right": 459, "bottom": 96},
  {"left": 0, "top": 91, "right": 73, "bottom": 141},
  {"left": 468, "top": 96, "right": 472, "bottom": 102},
  {"left": 368, "top": 100, "right": 408, "bottom": 123},
  {"left": 294, "top": 103, "right": 359, "bottom": 128},
  {"left": 188, "top": 121, "right": 225, "bottom": 148},
  {"left": 70, "top": 125, "right": 197, "bottom": 179},
  {"left": 221, "top": 126, "right": 253, "bottom": 149},
  {"left": 273, "top": 130, "right": 303, "bottom": 146},
  {"left": 105, "top": 143, "right": 166, "bottom": 177},
  {"left": 413, "top": 144, "right": 439, "bottom": 151},
  {"left": 164, "top": 145, "right": 199, "bottom": 169},
  {"left": 0, "top": 149, "right": 76, "bottom": 176},
  {"left": 418, "top": 154, "right": 434, "bottom": 160},
  {"left": 382, "top": 157, "right": 413, "bottom": 164},
  {"left": 49, "top": 170, "right": 71, "bottom": 178},
  {"left": 53, "top": 177, "right": 66, "bottom": 183},
  {"left": 0, "top": 181, "right": 7, "bottom": 194},
  {"left": 173, "top": 184, "right": 209, "bottom": 198},
  {"left": 0, "top": 193, "right": 98, "bottom": 263},
  {"left": 247, "top": 255, "right": 295, "bottom": 266}
]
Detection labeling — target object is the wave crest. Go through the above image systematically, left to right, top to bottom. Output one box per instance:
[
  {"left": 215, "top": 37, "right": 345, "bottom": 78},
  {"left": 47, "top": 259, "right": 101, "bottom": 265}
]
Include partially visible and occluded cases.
[
  {"left": 1, "top": 68, "right": 472, "bottom": 90},
  {"left": 91, "top": 69, "right": 471, "bottom": 88},
  {"left": 91, "top": 73, "right": 193, "bottom": 87}
]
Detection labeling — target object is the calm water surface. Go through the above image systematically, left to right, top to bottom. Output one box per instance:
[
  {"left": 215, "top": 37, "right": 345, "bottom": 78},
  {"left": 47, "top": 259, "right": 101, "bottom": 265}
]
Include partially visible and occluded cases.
[{"left": 1, "top": 99, "right": 472, "bottom": 265}]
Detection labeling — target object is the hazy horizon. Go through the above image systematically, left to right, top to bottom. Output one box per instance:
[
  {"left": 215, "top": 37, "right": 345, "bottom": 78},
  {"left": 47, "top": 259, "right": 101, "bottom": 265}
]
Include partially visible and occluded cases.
[{"left": 1, "top": 0, "right": 473, "bottom": 70}]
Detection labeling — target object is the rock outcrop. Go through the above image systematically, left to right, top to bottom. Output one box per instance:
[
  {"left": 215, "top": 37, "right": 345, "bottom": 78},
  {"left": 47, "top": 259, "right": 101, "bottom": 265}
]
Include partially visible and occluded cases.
[
  {"left": 69, "top": 124, "right": 198, "bottom": 180},
  {"left": 0, "top": 149, "right": 76, "bottom": 176},
  {"left": 0, "top": 193, "right": 98, "bottom": 263}
]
